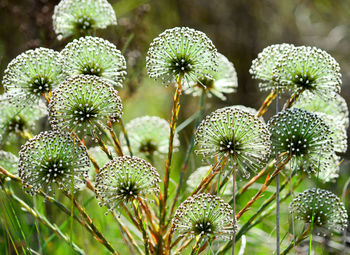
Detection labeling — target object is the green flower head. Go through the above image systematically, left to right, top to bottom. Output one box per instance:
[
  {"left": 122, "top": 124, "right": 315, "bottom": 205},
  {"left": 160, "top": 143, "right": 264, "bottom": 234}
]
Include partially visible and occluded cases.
[
  {"left": 52, "top": 0, "right": 117, "bottom": 39},
  {"left": 146, "top": 27, "right": 218, "bottom": 87},
  {"left": 60, "top": 36, "right": 127, "bottom": 87},
  {"left": 250, "top": 43, "right": 295, "bottom": 91},
  {"left": 273, "top": 46, "right": 342, "bottom": 100},
  {"left": 2, "top": 48, "right": 62, "bottom": 107},
  {"left": 185, "top": 52, "right": 238, "bottom": 100},
  {"left": 48, "top": 75, "right": 123, "bottom": 140},
  {"left": 0, "top": 94, "right": 47, "bottom": 143},
  {"left": 195, "top": 106, "right": 271, "bottom": 177},
  {"left": 268, "top": 108, "right": 334, "bottom": 175},
  {"left": 119, "top": 116, "right": 179, "bottom": 160},
  {"left": 18, "top": 130, "right": 90, "bottom": 194},
  {"left": 0, "top": 151, "right": 18, "bottom": 174},
  {"left": 95, "top": 156, "right": 160, "bottom": 213},
  {"left": 290, "top": 188, "right": 348, "bottom": 234},
  {"left": 172, "top": 193, "right": 236, "bottom": 240}
]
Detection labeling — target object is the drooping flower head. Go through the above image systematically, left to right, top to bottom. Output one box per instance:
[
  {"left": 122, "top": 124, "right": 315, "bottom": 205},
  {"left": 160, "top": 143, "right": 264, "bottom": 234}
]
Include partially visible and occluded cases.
[
  {"left": 52, "top": 0, "right": 117, "bottom": 40},
  {"left": 146, "top": 27, "right": 218, "bottom": 87},
  {"left": 60, "top": 36, "right": 127, "bottom": 87},
  {"left": 250, "top": 43, "right": 295, "bottom": 91},
  {"left": 273, "top": 46, "right": 342, "bottom": 101},
  {"left": 2, "top": 48, "right": 62, "bottom": 107},
  {"left": 185, "top": 53, "right": 238, "bottom": 100},
  {"left": 48, "top": 75, "right": 123, "bottom": 140},
  {"left": 293, "top": 92, "right": 348, "bottom": 153},
  {"left": 0, "top": 94, "right": 47, "bottom": 143},
  {"left": 195, "top": 106, "right": 271, "bottom": 177},
  {"left": 268, "top": 108, "right": 334, "bottom": 175},
  {"left": 119, "top": 116, "right": 179, "bottom": 159},
  {"left": 18, "top": 130, "right": 90, "bottom": 194},
  {"left": 0, "top": 151, "right": 18, "bottom": 174},
  {"left": 95, "top": 156, "right": 160, "bottom": 213},
  {"left": 290, "top": 188, "right": 348, "bottom": 234},
  {"left": 172, "top": 193, "right": 236, "bottom": 240}
]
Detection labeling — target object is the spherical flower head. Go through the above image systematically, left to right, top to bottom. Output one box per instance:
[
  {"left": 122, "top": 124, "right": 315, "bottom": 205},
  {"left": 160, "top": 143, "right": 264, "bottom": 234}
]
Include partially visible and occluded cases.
[
  {"left": 52, "top": 0, "right": 117, "bottom": 40},
  {"left": 146, "top": 27, "right": 218, "bottom": 87},
  {"left": 60, "top": 36, "right": 127, "bottom": 87},
  {"left": 250, "top": 43, "right": 295, "bottom": 91},
  {"left": 273, "top": 46, "right": 342, "bottom": 101},
  {"left": 2, "top": 48, "right": 62, "bottom": 107},
  {"left": 184, "top": 53, "right": 237, "bottom": 100},
  {"left": 48, "top": 75, "right": 123, "bottom": 140},
  {"left": 293, "top": 92, "right": 348, "bottom": 153},
  {"left": 0, "top": 94, "right": 47, "bottom": 143},
  {"left": 195, "top": 107, "right": 271, "bottom": 177},
  {"left": 268, "top": 108, "right": 334, "bottom": 175},
  {"left": 119, "top": 116, "right": 179, "bottom": 159},
  {"left": 18, "top": 130, "right": 90, "bottom": 194},
  {"left": 0, "top": 151, "right": 18, "bottom": 174},
  {"left": 317, "top": 153, "right": 340, "bottom": 183},
  {"left": 95, "top": 156, "right": 160, "bottom": 213},
  {"left": 186, "top": 166, "right": 233, "bottom": 196},
  {"left": 290, "top": 188, "right": 348, "bottom": 234},
  {"left": 172, "top": 193, "right": 237, "bottom": 240}
]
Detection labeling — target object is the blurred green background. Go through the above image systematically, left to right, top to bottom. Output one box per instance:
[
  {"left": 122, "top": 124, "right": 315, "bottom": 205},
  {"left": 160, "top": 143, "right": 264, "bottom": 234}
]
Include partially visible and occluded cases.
[{"left": 0, "top": 0, "right": 349, "bottom": 254}]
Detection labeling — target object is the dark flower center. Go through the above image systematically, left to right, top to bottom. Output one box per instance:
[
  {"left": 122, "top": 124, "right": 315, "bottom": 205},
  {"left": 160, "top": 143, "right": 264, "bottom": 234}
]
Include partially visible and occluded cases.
[
  {"left": 74, "top": 16, "right": 96, "bottom": 34},
  {"left": 170, "top": 56, "right": 194, "bottom": 75},
  {"left": 81, "top": 63, "right": 103, "bottom": 76},
  {"left": 292, "top": 72, "right": 316, "bottom": 90},
  {"left": 29, "top": 75, "right": 52, "bottom": 95},
  {"left": 197, "top": 77, "right": 214, "bottom": 90},
  {"left": 72, "top": 104, "right": 99, "bottom": 123},
  {"left": 8, "top": 115, "right": 26, "bottom": 132},
  {"left": 219, "top": 137, "right": 240, "bottom": 156},
  {"left": 286, "top": 137, "right": 308, "bottom": 156},
  {"left": 139, "top": 140, "right": 158, "bottom": 155},
  {"left": 41, "top": 159, "right": 69, "bottom": 181},
  {"left": 117, "top": 182, "right": 140, "bottom": 202},
  {"left": 304, "top": 209, "right": 328, "bottom": 227},
  {"left": 193, "top": 219, "right": 215, "bottom": 235}
]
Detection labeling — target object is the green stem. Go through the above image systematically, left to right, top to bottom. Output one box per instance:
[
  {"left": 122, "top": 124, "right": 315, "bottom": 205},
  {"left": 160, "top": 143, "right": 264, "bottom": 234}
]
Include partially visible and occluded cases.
[
  {"left": 119, "top": 119, "right": 133, "bottom": 156},
  {"left": 132, "top": 202, "right": 150, "bottom": 255},
  {"left": 281, "top": 227, "right": 310, "bottom": 255}
]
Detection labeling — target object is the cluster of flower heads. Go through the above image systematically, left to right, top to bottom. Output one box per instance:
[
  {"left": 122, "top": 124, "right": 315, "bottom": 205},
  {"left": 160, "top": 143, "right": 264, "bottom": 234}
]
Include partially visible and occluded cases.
[
  {"left": 52, "top": 0, "right": 117, "bottom": 39},
  {"left": 146, "top": 27, "right": 218, "bottom": 87},
  {"left": 60, "top": 36, "right": 127, "bottom": 87},
  {"left": 250, "top": 43, "right": 295, "bottom": 90},
  {"left": 250, "top": 44, "right": 342, "bottom": 101},
  {"left": 3, "top": 48, "right": 62, "bottom": 107},
  {"left": 185, "top": 53, "right": 238, "bottom": 100},
  {"left": 48, "top": 75, "right": 123, "bottom": 140},
  {"left": 293, "top": 92, "right": 348, "bottom": 153},
  {"left": 0, "top": 94, "right": 46, "bottom": 142},
  {"left": 195, "top": 106, "right": 271, "bottom": 177},
  {"left": 268, "top": 108, "right": 334, "bottom": 176},
  {"left": 119, "top": 116, "right": 179, "bottom": 159},
  {"left": 18, "top": 131, "right": 90, "bottom": 194},
  {"left": 0, "top": 151, "right": 18, "bottom": 174},
  {"left": 95, "top": 156, "right": 160, "bottom": 213},
  {"left": 186, "top": 166, "right": 233, "bottom": 196},
  {"left": 290, "top": 188, "right": 348, "bottom": 234},
  {"left": 172, "top": 193, "right": 236, "bottom": 240}
]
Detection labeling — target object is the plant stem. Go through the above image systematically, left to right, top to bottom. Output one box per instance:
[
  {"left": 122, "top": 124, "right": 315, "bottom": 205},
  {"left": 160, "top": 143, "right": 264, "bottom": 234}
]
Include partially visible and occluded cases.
[
  {"left": 158, "top": 73, "right": 183, "bottom": 253},
  {"left": 276, "top": 84, "right": 280, "bottom": 255},
  {"left": 283, "top": 88, "right": 305, "bottom": 110},
  {"left": 256, "top": 89, "right": 277, "bottom": 117},
  {"left": 119, "top": 119, "right": 133, "bottom": 156},
  {"left": 107, "top": 121, "right": 124, "bottom": 157},
  {"left": 232, "top": 169, "right": 236, "bottom": 255},
  {"left": 132, "top": 202, "right": 150, "bottom": 255},
  {"left": 281, "top": 227, "right": 310, "bottom": 255},
  {"left": 191, "top": 236, "right": 203, "bottom": 255}
]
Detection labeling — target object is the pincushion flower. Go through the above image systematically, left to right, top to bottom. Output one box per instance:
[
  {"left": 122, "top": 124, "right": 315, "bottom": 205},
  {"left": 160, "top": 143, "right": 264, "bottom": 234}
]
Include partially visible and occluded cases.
[
  {"left": 52, "top": 0, "right": 117, "bottom": 39},
  {"left": 146, "top": 27, "right": 218, "bottom": 87},
  {"left": 60, "top": 36, "right": 127, "bottom": 87},
  {"left": 250, "top": 43, "right": 295, "bottom": 91},
  {"left": 273, "top": 46, "right": 342, "bottom": 100},
  {"left": 2, "top": 48, "right": 62, "bottom": 107},
  {"left": 184, "top": 53, "right": 238, "bottom": 100},
  {"left": 48, "top": 75, "right": 123, "bottom": 140},
  {"left": 293, "top": 92, "right": 348, "bottom": 153},
  {"left": 0, "top": 94, "right": 47, "bottom": 142},
  {"left": 195, "top": 107, "right": 271, "bottom": 177},
  {"left": 268, "top": 108, "right": 334, "bottom": 175},
  {"left": 119, "top": 116, "right": 179, "bottom": 159},
  {"left": 18, "top": 130, "right": 90, "bottom": 194},
  {"left": 0, "top": 151, "right": 18, "bottom": 174},
  {"left": 317, "top": 154, "right": 340, "bottom": 183},
  {"left": 95, "top": 156, "right": 160, "bottom": 213},
  {"left": 290, "top": 188, "right": 348, "bottom": 234},
  {"left": 172, "top": 193, "right": 236, "bottom": 240}
]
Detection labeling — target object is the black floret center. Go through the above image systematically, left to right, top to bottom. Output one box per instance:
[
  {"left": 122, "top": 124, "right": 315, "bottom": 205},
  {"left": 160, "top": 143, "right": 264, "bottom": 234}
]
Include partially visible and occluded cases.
[
  {"left": 74, "top": 16, "right": 96, "bottom": 34},
  {"left": 170, "top": 56, "right": 194, "bottom": 75},
  {"left": 81, "top": 63, "right": 103, "bottom": 76},
  {"left": 292, "top": 72, "right": 316, "bottom": 90},
  {"left": 29, "top": 75, "right": 52, "bottom": 95},
  {"left": 197, "top": 77, "right": 214, "bottom": 90},
  {"left": 72, "top": 104, "right": 99, "bottom": 123},
  {"left": 8, "top": 115, "right": 26, "bottom": 132},
  {"left": 219, "top": 137, "right": 240, "bottom": 156},
  {"left": 139, "top": 140, "right": 158, "bottom": 155},
  {"left": 41, "top": 159, "right": 69, "bottom": 181},
  {"left": 117, "top": 182, "right": 140, "bottom": 202},
  {"left": 193, "top": 219, "right": 215, "bottom": 235}
]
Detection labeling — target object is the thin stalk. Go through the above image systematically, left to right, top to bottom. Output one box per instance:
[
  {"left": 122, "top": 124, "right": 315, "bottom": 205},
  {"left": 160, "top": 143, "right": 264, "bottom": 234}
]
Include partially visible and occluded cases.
[
  {"left": 158, "top": 73, "right": 184, "bottom": 253},
  {"left": 276, "top": 84, "right": 280, "bottom": 255},
  {"left": 283, "top": 88, "right": 305, "bottom": 110},
  {"left": 256, "top": 89, "right": 277, "bottom": 117},
  {"left": 170, "top": 91, "right": 206, "bottom": 216},
  {"left": 119, "top": 119, "right": 133, "bottom": 156},
  {"left": 107, "top": 121, "right": 124, "bottom": 156},
  {"left": 232, "top": 169, "right": 237, "bottom": 255},
  {"left": 132, "top": 202, "right": 150, "bottom": 255},
  {"left": 281, "top": 227, "right": 310, "bottom": 255},
  {"left": 191, "top": 236, "right": 203, "bottom": 255},
  {"left": 174, "top": 238, "right": 192, "bottom": 255}
]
